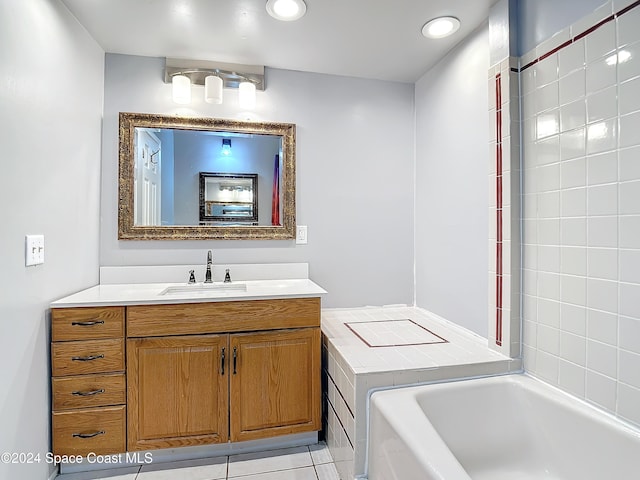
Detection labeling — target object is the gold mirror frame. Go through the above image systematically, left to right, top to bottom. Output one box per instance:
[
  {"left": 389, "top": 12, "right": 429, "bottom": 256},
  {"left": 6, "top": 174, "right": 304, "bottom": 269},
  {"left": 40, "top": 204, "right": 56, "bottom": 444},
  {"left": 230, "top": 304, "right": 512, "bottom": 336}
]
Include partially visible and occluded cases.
[{"left": 118, "top": 112, "right": 296, "bottom": 240}]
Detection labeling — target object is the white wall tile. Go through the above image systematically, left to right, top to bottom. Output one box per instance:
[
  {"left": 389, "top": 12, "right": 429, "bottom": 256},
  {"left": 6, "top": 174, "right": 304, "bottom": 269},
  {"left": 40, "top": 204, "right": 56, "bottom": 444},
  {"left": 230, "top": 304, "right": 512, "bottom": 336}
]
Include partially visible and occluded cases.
[
  {"left": 572, "top": 3, "right": 614, "bottom": 40},
  {"left": 618, "top": 6, "right": 640, "bottom": 47},
  {"left": 586, "top": 22, "right": 617, "bottom": 63},
  {"left": 558, "top": 40, "right": 585, "bottom": 78},
  {"left": 617, "top": 41, "right": 640, "bottom": 82},
  {"left": 535, "top": 55, "right": 559, "bottom": 87},
  {"left": 586, "top": 58, "right": 617, "bottom": 93},
  {"left": 521, "top": 66, "right": 536, "bottom": 95},
  {"left": 559, "top": 69, "right": 585, "bottom": 105},
  {"left": 619, "top": 76, "right": 640, "bottom": 115},
  {"left": 537, "top": 81, "right": 560, "bottom": 113},
  {"left": 586, "top": 86, "right": 618, "bottom": 123},
  {"left": 560, "top": 99, "right": 587, "bottom": 133},
  {"left": 536, "top": 110, "right": 560, "bottom": 139},
  {"left": 620, "top": 111, "right": 640, "bottom": 148},
  {"left": 586, "top": 119, "right": 617, "bottom": 155},
  {"left": 560, "top": 128, "right": 586, "bottom": 160},
  {"left": 536, "top": 135, "right": 561, "bottom": 165},
  {"left": 620, "top": 145, "right": 640, "bottom": 181},
  {"left": 587, "top": 151, "right": 617, "bottom": 185},
  {"left": 560, "top": 157, "right": 586, "bottom": 189},
  {"left": 537, "top": 165, "right": 561, "bottom": 193},
  {"left": 620, "top": 180, "right": 640, "bottom": 214},
  {"left": 587, "top": 183, "right": 618, "bottom": 216},
  {"left": 561, "top": 187, "right": 587, "bottom": 217},
  {"left": 619, "top": 215, "right": 640, "bottom": 248},
  {"left": 561, "top": 217, "right": 587, "bottom": 246},
  {"left": 538, "top": 218, "right": 560, "bottom": 245},
  {"left": 538, "top": 245, "right": 560, "bottom": 274},
  {"left": 561, "top": 246, "right": 587, "bottom": 276},
  {"left": 587, "top": 247, "right": 618, "bottom": 280},
  {"left": 620, "top": 249, "right": 640, "bottom": 284},
  {"left": 538, "top": 271, "right": 561, "bottom": 299},
  {"left": 561, "top": 274, "right": 587, "bottom": 305},
  {"left": 587, "top": 278, "right": 619, "bottom": 313},
  {"left": 620, "top": 282, "right": 640, "bottom": 319},
  {"left": 538, "top": 298, "right": 561, "bottom": 328},
  {"left": 561, "top": 303, "right": 587, "bottom": 335},
  {"left": 587, "top": 309, "right": 618, "bottom": 345},
  {"left": 619, "top": 316, "right": 640, "bottom": 354},
  {"left": 560, "top": 331, "right": 587, "bottom": 366},
  {"left": 587, "top": 339, "right": 618, "bottom": 377},
  {"left": 536, "top": 350, "right": 560, "bottom": 382},
  {"left": 619, "top": 350, "right": 640, "bottom": 389},
  {"left": 559, "top": 359, "right": 586, "bottom": 397},
  {"left": 586, "top": 370, "right": 617, "bottom": 412},
  {"left": 617, "top": 383, "right": 640, "bottom": 424}
]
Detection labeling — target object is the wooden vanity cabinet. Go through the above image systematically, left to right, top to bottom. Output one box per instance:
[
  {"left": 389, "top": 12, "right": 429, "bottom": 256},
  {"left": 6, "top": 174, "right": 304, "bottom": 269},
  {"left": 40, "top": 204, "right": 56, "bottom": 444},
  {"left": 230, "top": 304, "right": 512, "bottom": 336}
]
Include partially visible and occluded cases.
[{"left": 126, "top": 298, "right": 321, "bottom": 451}]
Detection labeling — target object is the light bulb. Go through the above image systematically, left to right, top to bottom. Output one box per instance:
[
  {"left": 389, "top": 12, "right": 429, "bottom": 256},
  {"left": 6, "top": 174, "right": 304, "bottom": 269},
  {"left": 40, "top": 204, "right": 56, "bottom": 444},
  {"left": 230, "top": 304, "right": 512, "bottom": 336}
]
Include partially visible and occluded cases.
[
  {"left": 172, "top": 75, "right": 191, "bottom": 104},
  {"left": 205, "top": 75, "right": 223, "bottom": 104},
  {"left": 238, "top": 81, "right": 256, "bottom": 109}
]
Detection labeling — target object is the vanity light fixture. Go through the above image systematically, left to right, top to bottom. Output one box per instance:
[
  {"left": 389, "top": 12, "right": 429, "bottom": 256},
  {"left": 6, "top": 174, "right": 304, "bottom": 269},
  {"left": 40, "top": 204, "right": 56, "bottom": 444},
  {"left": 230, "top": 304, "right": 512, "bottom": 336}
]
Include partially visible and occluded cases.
[
  {"left": 266, "top": 0, "right": 307, "bottom": 21},
  {"left": 421, "top": 16, "right": 461, "bottom": 39},
  {"left": 165, "top": 58, "right": 264, "bottom": 108},
  {"left": 221, "top": 138, "right": 232, "bottom": 156}
]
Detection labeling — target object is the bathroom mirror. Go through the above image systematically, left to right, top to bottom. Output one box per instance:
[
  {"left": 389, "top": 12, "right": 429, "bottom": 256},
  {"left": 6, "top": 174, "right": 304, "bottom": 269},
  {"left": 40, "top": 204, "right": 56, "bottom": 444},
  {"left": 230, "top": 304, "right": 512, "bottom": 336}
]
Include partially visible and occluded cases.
[{"left": 118, "top": 112, "right": 296, "bottom": 240}]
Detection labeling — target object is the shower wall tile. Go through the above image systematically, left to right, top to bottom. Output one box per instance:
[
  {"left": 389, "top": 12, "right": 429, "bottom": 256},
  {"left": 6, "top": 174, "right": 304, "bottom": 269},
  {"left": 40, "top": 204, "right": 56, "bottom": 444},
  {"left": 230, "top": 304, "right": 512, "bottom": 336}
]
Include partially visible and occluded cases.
[{"left": 520, "top": 0, "right": 640, "bottom": 430}]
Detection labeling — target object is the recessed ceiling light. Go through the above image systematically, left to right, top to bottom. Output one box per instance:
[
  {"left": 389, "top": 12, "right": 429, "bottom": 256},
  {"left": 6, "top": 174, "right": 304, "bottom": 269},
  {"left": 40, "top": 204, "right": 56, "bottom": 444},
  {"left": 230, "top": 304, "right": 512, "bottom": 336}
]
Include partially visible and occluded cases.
[
  {"left": 266, "top": 0, "right": 307, "bottom": 21},
  {"left": 421, "top": 16, "right": 461, "bottom": 39}
]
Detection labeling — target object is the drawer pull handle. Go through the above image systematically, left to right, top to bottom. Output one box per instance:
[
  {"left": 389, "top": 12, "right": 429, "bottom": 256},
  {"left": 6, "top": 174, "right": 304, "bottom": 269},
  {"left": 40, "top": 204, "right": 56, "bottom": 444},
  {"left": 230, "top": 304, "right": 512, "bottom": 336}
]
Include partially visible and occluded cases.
[
  {"left": 71, "top": 320, "right": 105, "bottom": 326},
  {"left": 221, "top": 347, "right": 225, "bottom": 376},
  {"left": 233, "top": 347, "right": 237, "bottom": 375},
  {"left": 71, "top": 354, "right": 105, "bottom": 362},
  {"left": 72, "top": 389, "right": 105, "bottom": 397},
  {"left": 72, "top": 431, "right": 105, "bottom": 439}
]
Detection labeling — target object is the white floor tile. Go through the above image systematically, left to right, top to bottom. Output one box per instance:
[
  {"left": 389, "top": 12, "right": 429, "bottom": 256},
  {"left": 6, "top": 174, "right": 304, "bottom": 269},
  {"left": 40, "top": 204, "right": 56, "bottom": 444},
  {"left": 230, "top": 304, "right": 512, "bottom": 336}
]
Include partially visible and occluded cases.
[
  {"left": 309, "top": 442, "right": 334, "bottom": 465},
  {"left": 227, "top": 446, "right": 312, "bottom": 478},
  {"left": 137, "top": 456, "right": 227, "bottom": 480},
  {"left": 315, "top": 462, "right": 340, "bottom": 480},
  {"left": 56, "top": 466, "right": 140, "bottom": 480},
  {"left": 232, "top": 466, "right": 317, "bottom": 480}
]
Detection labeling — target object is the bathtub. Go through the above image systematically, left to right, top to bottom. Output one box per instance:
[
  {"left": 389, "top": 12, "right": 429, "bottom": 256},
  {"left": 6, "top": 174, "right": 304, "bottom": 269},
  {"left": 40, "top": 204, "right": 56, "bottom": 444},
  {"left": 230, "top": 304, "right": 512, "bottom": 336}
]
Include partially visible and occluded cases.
[{"left": 367, "top": 374, "right": 640, "bottom": 480}]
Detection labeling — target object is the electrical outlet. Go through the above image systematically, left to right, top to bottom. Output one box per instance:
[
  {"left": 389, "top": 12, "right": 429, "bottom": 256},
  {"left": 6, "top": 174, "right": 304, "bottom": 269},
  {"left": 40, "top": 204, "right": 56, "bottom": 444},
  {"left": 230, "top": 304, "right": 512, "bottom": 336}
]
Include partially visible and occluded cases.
[
  {"left": 296, "top": 225, "right": 308, "bottom": 245},
  {"left": 25, "top": 234, "right": 45, "bottom": 266}
]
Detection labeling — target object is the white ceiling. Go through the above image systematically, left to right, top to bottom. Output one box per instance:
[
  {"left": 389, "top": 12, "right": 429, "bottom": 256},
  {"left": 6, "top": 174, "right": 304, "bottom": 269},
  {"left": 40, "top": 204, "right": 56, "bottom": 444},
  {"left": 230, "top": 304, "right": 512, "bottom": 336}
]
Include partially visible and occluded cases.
[{"left": 61, "top": 0, "right": 497, "bottom": 83}]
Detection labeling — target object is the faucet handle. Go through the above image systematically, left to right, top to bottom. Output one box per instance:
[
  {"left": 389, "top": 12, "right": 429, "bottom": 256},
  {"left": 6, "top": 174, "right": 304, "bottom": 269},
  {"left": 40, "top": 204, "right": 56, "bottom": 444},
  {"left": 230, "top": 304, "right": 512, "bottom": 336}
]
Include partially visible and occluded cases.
[
  {"left": 224, "top": 268, "right": 232, "bottom": 283},
  {"left": 188, "top": 270, "right": 196, "bottom": 284}
]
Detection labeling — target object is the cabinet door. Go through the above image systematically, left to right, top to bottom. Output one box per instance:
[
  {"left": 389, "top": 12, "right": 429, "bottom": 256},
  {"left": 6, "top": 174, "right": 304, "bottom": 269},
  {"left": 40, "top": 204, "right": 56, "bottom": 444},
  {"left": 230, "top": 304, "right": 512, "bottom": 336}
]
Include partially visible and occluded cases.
[
  {"left": 230, "top": 328, "right": 320, "bottom": 442},
  {"left": 127, "top": 335, "right": 229, "bottom": 451}
]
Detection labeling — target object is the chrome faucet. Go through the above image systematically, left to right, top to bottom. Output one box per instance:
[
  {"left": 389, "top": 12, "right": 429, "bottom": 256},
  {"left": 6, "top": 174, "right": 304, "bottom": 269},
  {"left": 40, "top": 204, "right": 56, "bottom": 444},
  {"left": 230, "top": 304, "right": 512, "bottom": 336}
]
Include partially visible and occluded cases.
[
  {"left": 204, "top": 250, "right": 213, "bottom": 283},
  {"left": 188, "top": 270, "right": 196, "bottom": 284}
]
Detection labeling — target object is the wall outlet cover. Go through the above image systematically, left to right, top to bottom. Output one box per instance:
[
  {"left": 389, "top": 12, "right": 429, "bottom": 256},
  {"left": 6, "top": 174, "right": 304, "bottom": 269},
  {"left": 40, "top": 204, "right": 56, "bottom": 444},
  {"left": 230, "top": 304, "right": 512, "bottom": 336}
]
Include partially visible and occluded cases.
[
  {"left": 296, "top": 225, "right": 308, "bottom": 245},
  {"left": 25, "top": 234, "right": 45, "bottom": 266}
]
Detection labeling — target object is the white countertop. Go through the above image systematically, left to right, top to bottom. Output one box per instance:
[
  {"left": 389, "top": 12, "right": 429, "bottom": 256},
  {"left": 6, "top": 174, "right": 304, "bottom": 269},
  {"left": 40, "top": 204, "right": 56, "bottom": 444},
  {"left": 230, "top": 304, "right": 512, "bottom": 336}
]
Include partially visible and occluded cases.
[{"left": 51, "top": 279, "right": 327, "bottom": 308}]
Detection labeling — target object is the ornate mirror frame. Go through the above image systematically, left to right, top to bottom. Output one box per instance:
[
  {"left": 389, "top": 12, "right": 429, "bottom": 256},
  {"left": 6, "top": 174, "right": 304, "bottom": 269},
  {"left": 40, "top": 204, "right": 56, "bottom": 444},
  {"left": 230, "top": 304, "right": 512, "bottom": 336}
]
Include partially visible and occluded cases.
[{"left": 118, "top": 112, "right": 296, "bottom": 240}]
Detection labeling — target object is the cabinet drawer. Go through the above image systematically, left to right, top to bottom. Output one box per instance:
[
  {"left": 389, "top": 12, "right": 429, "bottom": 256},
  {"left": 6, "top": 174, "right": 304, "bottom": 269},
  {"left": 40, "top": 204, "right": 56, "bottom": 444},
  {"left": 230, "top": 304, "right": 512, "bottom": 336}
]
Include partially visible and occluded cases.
[
  {"left": 127, "top": 298, "right": 321, "bottom": 337},
  {"left": 52, "top": 307, "right": 124, "bottom": 341},
  {"left": 52, "top": 339, "right": 124, "bottom": 376},
  {"left": 53, "top": 374, "right": 126, "bottom": 410},
  {"left": 52, "top": 405, "right": 125, "bottom": 456}
]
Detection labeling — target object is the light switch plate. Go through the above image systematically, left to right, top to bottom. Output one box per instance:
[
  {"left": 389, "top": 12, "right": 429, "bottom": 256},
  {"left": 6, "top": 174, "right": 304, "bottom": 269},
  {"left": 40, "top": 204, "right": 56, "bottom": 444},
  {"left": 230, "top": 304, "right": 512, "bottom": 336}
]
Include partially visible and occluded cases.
[
  {"left": 296, "top": 225, "right": 308, "bottom": 245},
  {"left": 25, "top": 234, "right": 45, "bottom": 266}
]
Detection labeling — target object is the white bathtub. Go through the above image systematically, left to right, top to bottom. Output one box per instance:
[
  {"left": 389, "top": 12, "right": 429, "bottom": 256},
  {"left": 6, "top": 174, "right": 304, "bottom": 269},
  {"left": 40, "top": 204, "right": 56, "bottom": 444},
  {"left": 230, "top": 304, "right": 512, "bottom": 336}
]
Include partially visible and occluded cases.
[{"left": 368, "top": 374, "right": 640, "bottom": 480}]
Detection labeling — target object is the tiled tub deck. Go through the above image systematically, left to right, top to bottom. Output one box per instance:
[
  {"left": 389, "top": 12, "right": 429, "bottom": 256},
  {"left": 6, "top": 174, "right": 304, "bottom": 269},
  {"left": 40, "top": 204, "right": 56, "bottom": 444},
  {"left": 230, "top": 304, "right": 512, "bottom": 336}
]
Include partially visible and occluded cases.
[{"left": 321, "top": 306, "right": 522, "bottom": 480}]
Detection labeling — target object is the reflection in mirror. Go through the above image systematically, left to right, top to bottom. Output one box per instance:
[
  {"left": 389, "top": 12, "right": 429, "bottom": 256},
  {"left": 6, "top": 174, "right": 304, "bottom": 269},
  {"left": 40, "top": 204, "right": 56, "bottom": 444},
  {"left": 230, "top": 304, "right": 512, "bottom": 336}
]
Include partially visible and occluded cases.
[
  {"left": 119, "top": 113, "right": 296, "bottom": 240},
  {"left": 199, "top": 173, "right": 259, "bottom": 224}
]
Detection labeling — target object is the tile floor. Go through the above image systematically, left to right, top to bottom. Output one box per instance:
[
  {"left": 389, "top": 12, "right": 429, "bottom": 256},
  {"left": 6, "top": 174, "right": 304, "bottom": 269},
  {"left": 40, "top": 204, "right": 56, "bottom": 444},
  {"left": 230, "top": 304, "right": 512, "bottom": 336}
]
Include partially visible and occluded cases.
[{"left": 56, "top": 444, "right": 340, "bottom": 480}]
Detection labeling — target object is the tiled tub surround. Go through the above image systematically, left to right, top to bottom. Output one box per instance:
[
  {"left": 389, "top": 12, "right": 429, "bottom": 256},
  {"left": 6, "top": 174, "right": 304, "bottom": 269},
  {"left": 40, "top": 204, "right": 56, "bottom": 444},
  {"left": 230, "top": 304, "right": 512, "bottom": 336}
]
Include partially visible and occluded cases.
[
  {"left": 520, "top": 1, "right": 640, "bottom": 428},
  {"left": 321, "top": 306, "right": 522, "bottom": 479}
]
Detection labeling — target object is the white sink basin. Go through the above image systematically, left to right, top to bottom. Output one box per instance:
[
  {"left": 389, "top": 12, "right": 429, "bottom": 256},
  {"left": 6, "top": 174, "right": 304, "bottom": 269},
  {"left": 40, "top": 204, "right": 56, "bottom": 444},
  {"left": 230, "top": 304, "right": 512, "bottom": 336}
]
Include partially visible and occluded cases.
[{"left": 159, "top": 283, "right": 247, "bottom": 296}]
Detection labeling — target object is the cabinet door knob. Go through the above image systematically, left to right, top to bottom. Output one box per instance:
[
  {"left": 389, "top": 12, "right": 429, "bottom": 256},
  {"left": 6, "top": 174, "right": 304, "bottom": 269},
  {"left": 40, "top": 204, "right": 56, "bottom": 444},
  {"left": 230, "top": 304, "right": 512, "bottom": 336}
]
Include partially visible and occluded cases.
[
  {"left": 71, "top": 320, "right": 105, "bottom": 327},
  {"left": 221, "top": 347, "right": 226, "bottom": 376},
  {"left": 233, "top": 347, "right": 237, "bottom": 375},
  {"left": 71, "top": 354, "right": 105, "bottom": 362},
  {"left": 71, "top": 389, "right": 105, "bottom": 397},
  {"left": 72, "top": 431, "right": 105, "bottom": 439}
]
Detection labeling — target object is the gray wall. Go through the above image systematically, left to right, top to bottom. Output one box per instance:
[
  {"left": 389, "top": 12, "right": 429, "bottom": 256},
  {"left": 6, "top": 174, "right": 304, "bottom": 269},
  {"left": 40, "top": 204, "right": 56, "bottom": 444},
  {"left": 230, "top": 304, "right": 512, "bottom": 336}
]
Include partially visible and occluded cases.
[
  {"left": 517, "top": 0, "right": 609, "bottom": 55},
  {"left": 0, "top": 1, "right": 104, "bottom": 478},
  {"left": 414, "top": 25, "right": 490, "bottom": 337},
  {"left": 102, "top": 54, "right": 415, "bottom": 308}
]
